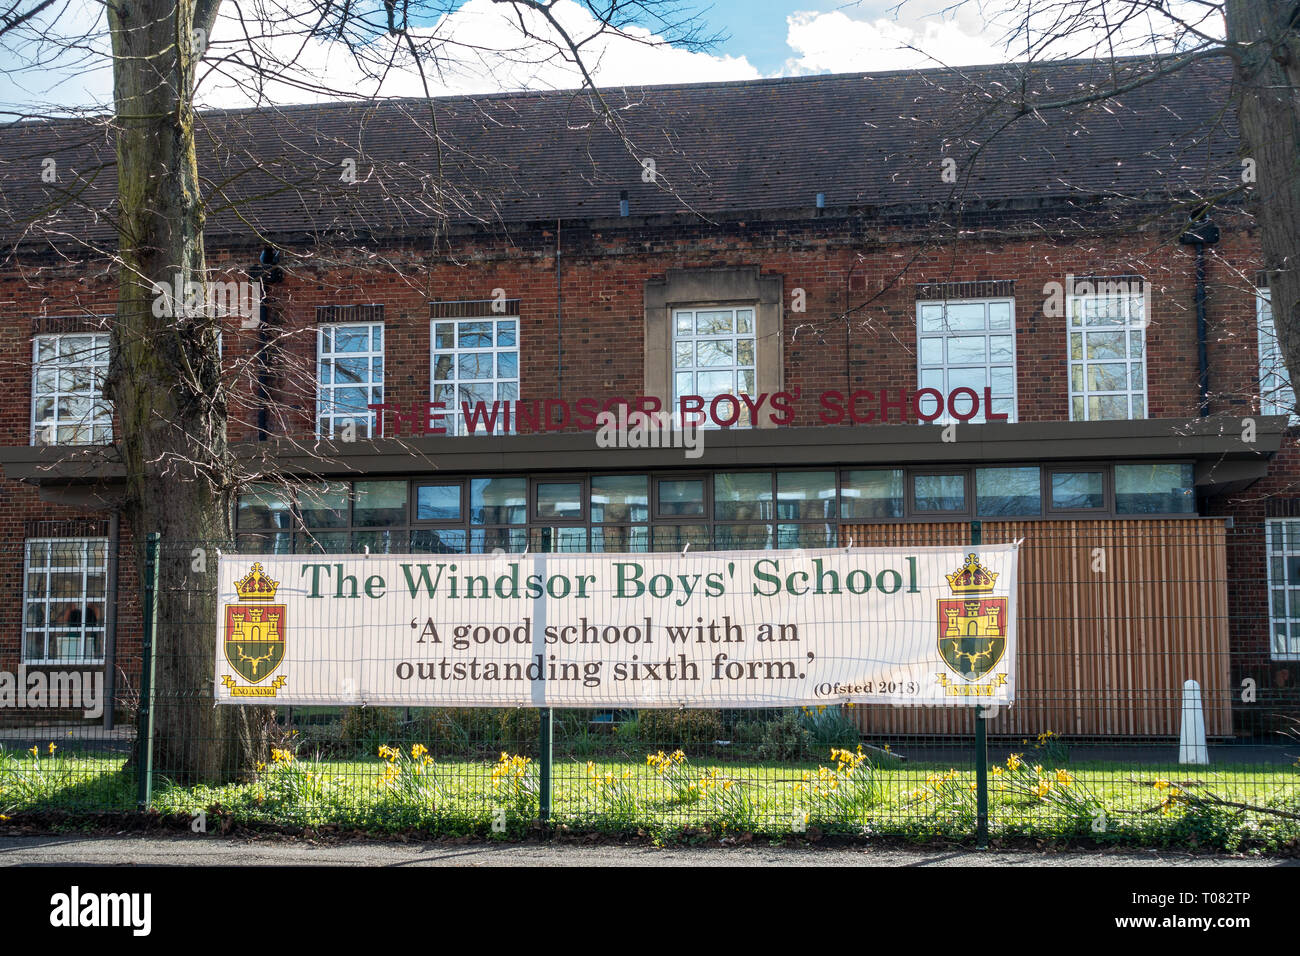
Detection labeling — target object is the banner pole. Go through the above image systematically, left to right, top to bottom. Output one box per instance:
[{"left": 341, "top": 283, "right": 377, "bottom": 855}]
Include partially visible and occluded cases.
[
  {"left": 971, "top": 520, "right": 989, "bottom": 848},
  {"left": 136, "top": 531, "right": 159, "bottom": 810},
  {"left": 538, "top": 707, "right": 553, "bottom": 826}
]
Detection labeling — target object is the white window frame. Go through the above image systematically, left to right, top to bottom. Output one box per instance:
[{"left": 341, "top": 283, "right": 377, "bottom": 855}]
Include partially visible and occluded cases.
[
  {"left": 1067, "top": 288, "right": 1148, "bottom": 421},
  {"left": 1257, "top": 288, "right": 1296, "bottom": 422},
  {"left": 915, "top": 297, "right": 1018, "bottom": 424},
  {"left": 671, "top": 305, "right": 757, "bottom": 427},
  {"left": 430, "top": 317, "right": 520, "bottom": 436},
  {"left": 316, "top": 321, "right": 384, "bottom": 439},
  {"left": 31, "top": 333, "right": 113, "bottom": 446},
  {"left": 1266, "top": 518, "right": 1300, "bottom": 661},
  {"left": 22, "top": 537, "right": 108, "bottom": 665}
]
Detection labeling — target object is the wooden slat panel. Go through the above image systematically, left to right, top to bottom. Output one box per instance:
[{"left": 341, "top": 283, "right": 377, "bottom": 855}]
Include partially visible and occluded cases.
[{"left": 839, "top": 520, "right": 1232, "bottom": 738}]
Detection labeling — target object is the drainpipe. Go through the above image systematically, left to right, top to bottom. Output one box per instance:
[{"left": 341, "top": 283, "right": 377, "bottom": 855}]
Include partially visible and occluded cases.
[
  {"left": 1179, "top": 215, "right": 1220, "bottom": 417},
  {"left": 250, "top": 248, "right": 284, "bottom": 440},
  {"left": 103, "top": 510, "right": 119, "bottom": 730}
]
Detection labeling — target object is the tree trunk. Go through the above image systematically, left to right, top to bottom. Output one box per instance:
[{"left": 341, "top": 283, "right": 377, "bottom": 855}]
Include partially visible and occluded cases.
[
  {"left": 106, "top": 0, "right": 271, "bottom": 784},
  {"left": 1226, "top": 2, "right": 1300, "bottom": 413}
]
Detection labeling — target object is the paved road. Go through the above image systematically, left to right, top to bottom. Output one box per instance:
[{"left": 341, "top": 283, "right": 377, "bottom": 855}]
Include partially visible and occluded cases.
[{"left": 0, "top": 834, "right": 1294, "bottom": 866}]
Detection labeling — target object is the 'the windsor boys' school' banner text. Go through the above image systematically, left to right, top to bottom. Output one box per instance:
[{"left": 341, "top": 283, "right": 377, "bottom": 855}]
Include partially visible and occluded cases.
[{"left": 214, "top": 545, "right": 1018, "bottom": 708}]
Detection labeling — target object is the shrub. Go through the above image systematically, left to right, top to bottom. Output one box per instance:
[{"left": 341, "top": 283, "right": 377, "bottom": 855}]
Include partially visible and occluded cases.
[
  {"left": 798, "top": 705, "right": 860, "bottom": 751},
  {"left": 340, "top": 707, "right": 402, "bottom": 757},
  {"left": 636, "top": 709, "right": 723, "bottom": 747},
  {"left": 755, "top": 712, "right": 811, "bottom": 761}
]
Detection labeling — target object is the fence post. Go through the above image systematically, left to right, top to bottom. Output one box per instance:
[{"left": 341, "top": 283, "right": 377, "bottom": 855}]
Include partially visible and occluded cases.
[
  {"left": 971, "top": 520, "right": 989, "bottom": 847},
  {"left": 135, "top": 531, "right": 160, "bottom": 810},
  {"left": 538, "top": 707, "right": 553, "bottom": 826}
]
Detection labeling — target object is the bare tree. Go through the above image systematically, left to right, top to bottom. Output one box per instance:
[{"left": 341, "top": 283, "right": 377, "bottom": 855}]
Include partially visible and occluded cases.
[{"left": 0, "top": 0, "right": 718, "bottom": 783}]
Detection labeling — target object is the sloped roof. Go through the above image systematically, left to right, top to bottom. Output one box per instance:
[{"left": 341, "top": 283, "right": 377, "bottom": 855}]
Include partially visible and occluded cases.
[{"left": 0, "top": 54, "right": 1240, "bottom": 249}]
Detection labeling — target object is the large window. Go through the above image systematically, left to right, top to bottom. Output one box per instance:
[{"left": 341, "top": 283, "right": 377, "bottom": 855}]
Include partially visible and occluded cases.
[
  {"left": 1068, "top": 286, "right": 1147, "bottom": 420},
  {"left": 1257, "top": 288, "right": 1296, "bottom": 421},
  {"left": 916, "top": 298, "right": 1016, "bottom": 422},
  {"left": 672, "top": 307, "right": 756, "bottom": 426},
  {"left": 431, "top": 318, "right": 519, "bottom": 436},
  {"left": 317, "top": 323, "right": 384, "bottom": 438},
  {"left": 31, "top": 334, "right": 112, "bottom": 446},
  {"left": 1266, "top": 519, "right": 1300, "bottom": 660},
  {"left": 23, "top": 538, "right": 107, "bottom": 663}
]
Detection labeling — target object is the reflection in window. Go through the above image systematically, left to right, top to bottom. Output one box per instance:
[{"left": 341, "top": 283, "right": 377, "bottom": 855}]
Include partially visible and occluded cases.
[
  {"left": 1068, "top": 287, "right": 1147, "bottom": 421},
  {"left": 671, "top": 307, "right": 757, "bottom": 427},
  {"left": 431, "top": 318, "right": 519, "bottom": 436},
  {"left": 317, "top": 322, "right": 384, "bottom": 438},
  {"left": 1114, "top": 464, "right": 1194, "bottom": 514},
  {"left": 975, "top": 467, "right": 1041, "bottom": 516},
  {"left": 841, "top": 471, "right": 904, "bottom": 519},
  {"left": 1050, "top": 471, "right": 1105, "bottom": 510},
  {"left": 777, "top": 472, "right": 836, "bottom": 520},
  {"left": 714, "top": 473, "right": 773, "bottom": 521},
  {"left": 913, "top": 474, "right": 966, "bottom": 513},
  {"left": 591, "top": 476, "right": 649, "bottom": 523},
  {"left": 470, "top": 478, "right": 527, "bottom": 525},
  {"left": 658, "top": 479, "right": 706, "bottom": 516},
  {"left": 354, "top": 481, "right": 407, "bottom": 526},
  {"left": 536, "top": 482, "right": 583, "bottom": 521},
  {"left": 416, "top": 484, "right": 462, "bottom": 521},
  {"left": 1266, "top": 519, "right": 1300, "bottom": 659},
  {"left": 714, "top": 523, "right": 772, "bottom": 550},
  {"left": 591, "top": 526, "right": 649, "bottom": 552},
  {"left": 23, "top": 538, "right": 107, "bottom": 663}
]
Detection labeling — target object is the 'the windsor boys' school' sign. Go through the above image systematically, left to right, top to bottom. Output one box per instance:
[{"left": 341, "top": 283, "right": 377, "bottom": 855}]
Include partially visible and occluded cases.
[{"left": 214, "top": 545, "right": 1018, "bottom": 709}]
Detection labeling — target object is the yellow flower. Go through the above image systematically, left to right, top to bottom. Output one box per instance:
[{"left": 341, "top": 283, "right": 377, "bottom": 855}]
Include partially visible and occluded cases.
[
  {"left": 47, "top": 742, "right": 57, "bottom": 755},
  {"left": 411, "top": 744, "right": 428, "bottom": 760},
  {"left": 27, "top": 746, "right": 37, "bottom": 758},
  {"left": 1006, "top": 754, "right": 1021, "bottom": 771},
  {"left": 1055, "top": 769, "right": 1074, "bottom": 786},
  {"left": 1153, "top": 779, "right": 1170, "bottom": 789}
]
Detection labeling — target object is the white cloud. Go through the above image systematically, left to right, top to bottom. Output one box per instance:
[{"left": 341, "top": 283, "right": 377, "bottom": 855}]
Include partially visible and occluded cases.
[
  {"left": 197, "top": 0, "right": 760, "bottom": 109},
  {"left": 781, "top": 10, "right": 1010, "bottom": 76}
]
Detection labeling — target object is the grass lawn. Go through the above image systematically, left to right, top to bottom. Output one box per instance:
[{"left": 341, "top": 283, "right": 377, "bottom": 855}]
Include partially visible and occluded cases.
[{"left": 3, "top": 743, "right": 1298, "bottom": 850}]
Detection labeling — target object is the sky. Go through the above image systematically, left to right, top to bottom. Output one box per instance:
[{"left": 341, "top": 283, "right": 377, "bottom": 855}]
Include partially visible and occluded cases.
[{"left": 0, "top": 0, "right": 1214, "bottom": 115}]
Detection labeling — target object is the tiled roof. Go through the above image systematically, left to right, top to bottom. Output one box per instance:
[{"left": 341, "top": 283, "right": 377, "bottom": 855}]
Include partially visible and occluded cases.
[{"left": 0, "top": 55, "right": 1239, "bottom": 247}]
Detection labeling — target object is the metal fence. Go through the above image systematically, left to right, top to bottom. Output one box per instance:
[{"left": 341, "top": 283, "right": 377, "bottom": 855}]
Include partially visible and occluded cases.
[{"left": 1, "top": 524, "right": 1298, "bottom": 849}]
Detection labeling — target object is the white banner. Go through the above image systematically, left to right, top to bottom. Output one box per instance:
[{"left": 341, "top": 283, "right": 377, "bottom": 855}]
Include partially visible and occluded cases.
[{"left": 214, "top": 544, "right": 1018, "bottom": 708}]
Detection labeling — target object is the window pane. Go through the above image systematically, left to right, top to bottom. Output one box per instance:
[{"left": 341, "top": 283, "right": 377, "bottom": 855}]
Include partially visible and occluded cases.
[
  {"left": 1114, "top": 464, "right": 1195, "bottom": 514},
  {"left": 976, "top": 467, "right": 1042, "bottom": 516},
  {"left": 841, "top": 470, "right": 903, "bottom": 519},
  {"left": 714, "top": 472, "right": 773, "bottom": 520},
  {"left": 777, "top": 472, "right": 836, "bottom": 520},
  {"left": 1051, "top": 472, "right": 1105, "bottom": 510},
  {"left": 913, "top": 474, "right": 966, "bottom": 513},
  {"left": 591, "top": 475, "right": 649, "bottom": 523},
  {"left": 471, "top": 478, "right": 526, "bottom": 525},
  {"left": 658, "top": 479, "right": 705, "bottom": 516},
  {"left": 353, "top": 481, "right": 408, "bottom": 527},
  {"left": 298, "top": 482, "right": 350, "bottom": 528},
  {"left": 536, "top": 482, "right": 583, "bottom": 520},
  {"left": 236, "top": 484, "right": 293, "bottom": 529},
  {"left": 416, "top": 484, "right": 462, "bottom": 521},
  {"left": 776, "top": 523, "right": 837, "bottom": 549},
  {"left": 714, "top": 524, "right": 772, "bottom": 550},
  {"left": 652, "top": 525, "right": 709, "bottom": 552},
  {"left": 531, "top": 526, "right": 588, "bottom": 553},
  {"left": 591, "top": 526, "right": 649, "bottom": 553},
  {"left": 470, "top": 528, "right": 528, "bottom": 553},
  {"left": 411, "top": 529, "right": 468, "bottom": 554},
  {"left": 294, "top": 531, "right": 349, "bottom": 554}
]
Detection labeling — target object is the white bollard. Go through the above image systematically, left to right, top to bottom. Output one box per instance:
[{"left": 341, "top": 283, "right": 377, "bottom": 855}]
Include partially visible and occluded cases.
[{"left": 1178, "top": 678, "right": 1209, "bottom": 765}]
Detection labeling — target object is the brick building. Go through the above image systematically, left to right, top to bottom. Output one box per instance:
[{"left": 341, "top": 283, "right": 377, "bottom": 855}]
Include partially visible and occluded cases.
[{"left": 0, "top": 55, "right": 1296, "bottom": 737}]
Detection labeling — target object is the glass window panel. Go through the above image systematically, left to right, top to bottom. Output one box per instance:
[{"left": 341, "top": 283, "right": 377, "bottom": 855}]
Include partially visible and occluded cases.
[
  {"left": 988, "top": 302, "right": 1012, "bottom": 329},
  {"left": 944, "top": 303, "right": 987, "bottom": 330},
  {"left": 919, "top": 304, "right": 945, "bottom": 332},
  {"left": 736, "top": 309, "right": 754, "bottom": 334},
  {"left": 696, "top": 310, "right": 732, "bottom": 334},
  {"left": 675, "top": 312, "right": 693, "bottom": 334},
  {"left": 496, "top": 321, "right": 517, "bottom": 346},
  {"left": 1085, "top": 331, "right": 1125, "bottom": 359},
  {"left": 988, "top": 335, "right": 1014, "bottom": 362},
  {"left": 946, "top": 336, "right": 987, "bottom": 364},
  {"left": 920, "top": 338, "right": 943, "bottom": 364},
  {"left": 697, "top": 340, "right": 734, "bottom": 366},
  {"left": 1087, "top": 363, "right": 1129, "bottom": 391},
  {"left": 989, "top": 366, "right": 1015, "bottom": 395},
  {"left": 947, "top": 367, "right": 987, "bottom": 393},
  {"left": 697, "top": 370, "right": 732, "bottom": 397},
  {"left": 1114, "top": 464, "right": 1195, "bottom": 515},
  {"left": 976, "top": 467, "right": 1041, "bottom": 516},
  {"left": 841, "top": 470, "right": 904, "bottom": 519},
  {"left": 777, "top": 471, "right": 836, "bottom": 520},
  {"left": 1050, "top": 471, "right": 1105, "bottom": 510},
  {"left": 714, "top": 472, "right": 773, "bottom": 520},
  {"left": 913, "top": 474, "right": 966, "bottom": 513},
  {"left": 591, "top": 475, "right": 649, "bottom": 523},
  {"left": 470, "top": 477, "right": 527, "bottom": 525},
  {"left": 658, "top": 479, "right": 706, "bottom": 516},
  {"left": 353, "top": 481, "right": 408, "bottom": 527},
  {"left": 536, "top": 481, "right": 583, "bottom": 520},
  {"left": 298, "top": 482, "right": 350, "bottom": 528},
  {"left": 236, "top": 484, "right": 293, "bottom": 529},
  {"left": 416, "top": 484, "right": 462, "bottom": 521},
  {"left": 775, "top": 523, "right": 837, "bottom": 549},
  {"left": 714, "top": 524, "right": 772, "bottom": 551},
  {"left": 652, "top": 525, "right": 710, "bottom": 553},
  {"left": 591, "top": 526, "right": 649, "bottom": 553},
  {"left": 470, "top": 527, "right": 528, "bottom": 554},
  {"left": 530, "top": 527, "right": 588, "bottom": 554},
  {"left": 410, "top": 529, "right": 468, "bottom": 554},
  {"left": 352, "top": 530, "right": 409, "bottom": 554},
  {"left": 294, "top": 531, "right": 349, "bottom": 554}
]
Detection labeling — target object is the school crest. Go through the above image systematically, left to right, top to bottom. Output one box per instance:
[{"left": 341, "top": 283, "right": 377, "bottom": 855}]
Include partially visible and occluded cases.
[
  {"left": 937, "top": 553, "right": 1006, "bottom": 680},
  {"left": 221, "top": 562, "right": 287, "bottom": 696}
]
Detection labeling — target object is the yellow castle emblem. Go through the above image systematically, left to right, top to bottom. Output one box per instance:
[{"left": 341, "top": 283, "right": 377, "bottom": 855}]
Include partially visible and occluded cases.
[
  {"left": 937, "top": 553, "right": 1007, "bottom": 681},
  {"left": 222, "top": 562, "right": 288, "bottom": 694}
]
